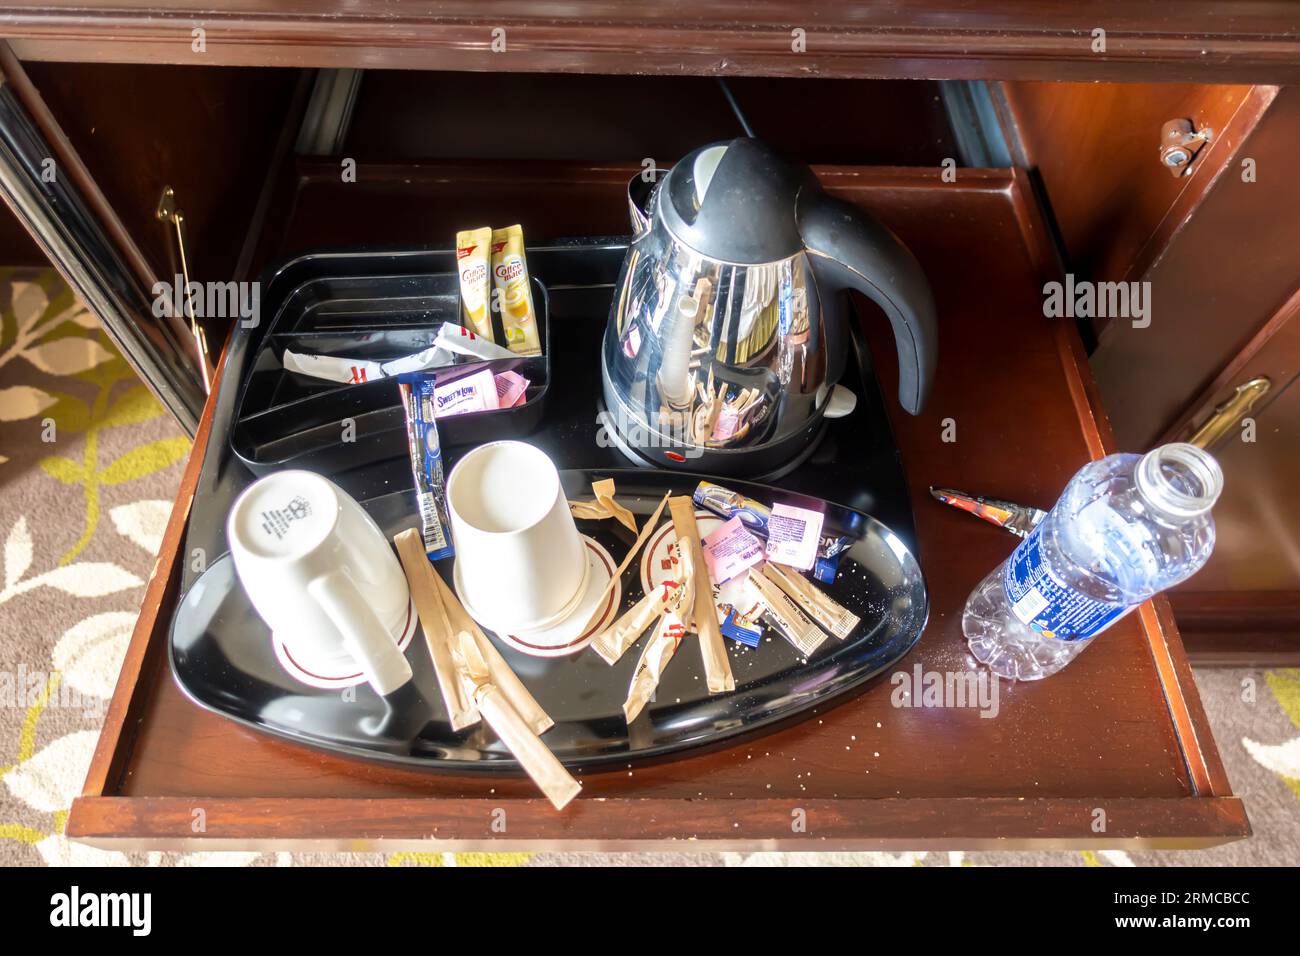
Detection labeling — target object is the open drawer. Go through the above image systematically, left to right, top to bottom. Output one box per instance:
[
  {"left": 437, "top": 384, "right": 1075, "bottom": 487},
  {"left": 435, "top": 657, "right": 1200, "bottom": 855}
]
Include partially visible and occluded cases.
[{"left": 63, "top": 165, "right": 1247, "bottom": 851}]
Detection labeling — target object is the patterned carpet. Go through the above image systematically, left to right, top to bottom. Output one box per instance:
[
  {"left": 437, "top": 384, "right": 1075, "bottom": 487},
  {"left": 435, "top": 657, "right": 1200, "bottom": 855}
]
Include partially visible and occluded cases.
[{"left": 1, "top": 268, "right": 1297, "bottom": 867}]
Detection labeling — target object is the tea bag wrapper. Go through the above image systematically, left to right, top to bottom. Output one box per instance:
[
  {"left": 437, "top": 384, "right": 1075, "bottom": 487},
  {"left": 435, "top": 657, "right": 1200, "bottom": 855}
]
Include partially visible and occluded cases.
[
  {"left": 668, "top": 496, "right": 735, "bottom": 694},
  {"left": 394, "top": 528, "right": 478, "bottom": 730},
  {"left": 761, "top": 562, "right": 860, "bottom": 640},
  {"left": 749, "top": 567, "right": 827, "bottom": 657},
  {"left": 453, "top": 631, "right": 580, "bottom": 811}
]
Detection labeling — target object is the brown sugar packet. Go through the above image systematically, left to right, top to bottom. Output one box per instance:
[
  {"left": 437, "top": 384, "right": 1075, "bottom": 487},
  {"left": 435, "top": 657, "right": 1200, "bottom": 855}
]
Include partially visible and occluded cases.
[
  {"left": 667, "top": 496, "right": 736, "bottom": 693},
  {"left": 394, "top": 528, "right": 477, "bottom": 730},
  {"left": 760, "top": 561, "right": 860, "bottom": 640},
  {"left": 430, "top": 565, "right": 552, "bottom": 736},
  {"left": 749, "top": 568, "right": 828, "bottom": 657},
  {"left": 452, "top": 630, "right": 580, "bottom": 811}
]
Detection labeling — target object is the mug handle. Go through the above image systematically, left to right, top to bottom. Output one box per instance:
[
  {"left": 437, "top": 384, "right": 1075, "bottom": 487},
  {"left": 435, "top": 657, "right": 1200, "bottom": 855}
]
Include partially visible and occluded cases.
[{"left": 307, "top": 571, "right": 413, "bottom": 695}]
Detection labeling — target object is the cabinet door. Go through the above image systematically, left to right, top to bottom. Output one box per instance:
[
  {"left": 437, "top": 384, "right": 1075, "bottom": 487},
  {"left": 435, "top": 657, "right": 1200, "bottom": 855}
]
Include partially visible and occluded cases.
[{"left": 1169, "top": 290, "right": 1300, "bottom": 663}]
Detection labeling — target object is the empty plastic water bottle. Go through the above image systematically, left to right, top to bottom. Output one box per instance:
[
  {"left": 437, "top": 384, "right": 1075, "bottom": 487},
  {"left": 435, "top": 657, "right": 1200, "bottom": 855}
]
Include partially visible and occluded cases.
[{"left": 963, "top": 442, "right": 1222, "bottom": 680}]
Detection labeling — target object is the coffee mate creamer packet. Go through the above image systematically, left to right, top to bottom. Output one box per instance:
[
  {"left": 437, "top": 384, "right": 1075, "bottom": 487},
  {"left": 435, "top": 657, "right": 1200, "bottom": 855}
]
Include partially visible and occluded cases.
[
  {"left": 490, "top": 224, "right": 542, "bottom": 356},
  {"left": 456, "top": 226, "right": 495, "bottom": 342}
]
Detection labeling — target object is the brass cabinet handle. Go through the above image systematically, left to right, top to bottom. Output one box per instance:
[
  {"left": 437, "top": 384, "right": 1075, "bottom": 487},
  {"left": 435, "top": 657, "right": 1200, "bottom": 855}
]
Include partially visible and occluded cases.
[
  {"left": 156, "top": 185, "right": 212, "bottom": 394},
  {"left": 1187, "top": 377, "right": 1271, "bottom": 449}
]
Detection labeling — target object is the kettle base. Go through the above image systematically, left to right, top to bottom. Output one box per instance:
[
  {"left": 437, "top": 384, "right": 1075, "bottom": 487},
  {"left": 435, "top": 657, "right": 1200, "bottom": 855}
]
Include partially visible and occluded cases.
[{"left": 596, "top": 395, "right": 829, "bottom": 483}]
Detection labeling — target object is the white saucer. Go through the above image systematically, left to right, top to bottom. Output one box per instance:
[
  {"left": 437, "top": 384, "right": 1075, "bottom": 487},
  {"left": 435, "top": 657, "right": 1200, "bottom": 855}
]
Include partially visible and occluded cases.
[
  {"left": 639, "top": 511, "right": 723, "bottom": 596},
  {"left": 456, "top": 535, "right": 621, "bottom": 658},
  {"left": 272, "top": 597, "right": 417, "bottom": 690}
]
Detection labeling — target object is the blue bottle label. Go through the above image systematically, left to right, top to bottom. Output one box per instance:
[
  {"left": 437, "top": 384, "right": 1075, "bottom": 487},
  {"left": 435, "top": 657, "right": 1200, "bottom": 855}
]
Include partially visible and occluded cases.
[{"left": 1002, "top": 522, "right": 1130, "bottom": 641}]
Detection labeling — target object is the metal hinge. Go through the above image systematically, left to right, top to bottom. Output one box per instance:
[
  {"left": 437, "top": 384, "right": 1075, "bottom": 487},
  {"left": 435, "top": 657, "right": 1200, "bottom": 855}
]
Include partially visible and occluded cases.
[{"left": 1159, "top": 118, "right": 1213, "bottom": 178}]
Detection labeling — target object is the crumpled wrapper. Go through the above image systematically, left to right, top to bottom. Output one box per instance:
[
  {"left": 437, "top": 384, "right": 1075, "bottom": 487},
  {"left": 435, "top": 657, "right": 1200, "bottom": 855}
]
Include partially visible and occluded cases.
[{"left": 568, "top": 478, "right": 639, "bottom": 534}]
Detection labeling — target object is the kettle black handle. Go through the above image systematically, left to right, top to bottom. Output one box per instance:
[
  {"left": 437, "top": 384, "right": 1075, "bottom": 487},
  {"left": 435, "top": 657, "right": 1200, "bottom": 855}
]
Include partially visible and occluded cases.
[{"left": 798, "top": 190, "right": 938, "bottom": 415}]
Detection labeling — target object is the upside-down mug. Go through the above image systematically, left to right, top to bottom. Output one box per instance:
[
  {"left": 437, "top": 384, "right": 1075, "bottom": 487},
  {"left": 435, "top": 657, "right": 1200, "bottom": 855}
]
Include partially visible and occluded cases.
[{"left": 227, "top": 470, "right": 414, "bottom": 695}]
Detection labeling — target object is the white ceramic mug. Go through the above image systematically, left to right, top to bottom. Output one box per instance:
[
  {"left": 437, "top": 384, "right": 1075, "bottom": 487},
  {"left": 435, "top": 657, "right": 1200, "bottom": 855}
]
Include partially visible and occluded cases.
[
  {"left": 446, "top": 441, "right": 588, "bottom": 634},
  {"left": 227, "top": 470, "right": 414, "bottom": 695}
]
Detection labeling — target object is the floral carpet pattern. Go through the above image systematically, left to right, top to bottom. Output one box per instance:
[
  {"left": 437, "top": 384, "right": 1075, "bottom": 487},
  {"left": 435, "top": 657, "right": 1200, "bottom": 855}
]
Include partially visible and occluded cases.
[{"left": 1, "top": 269, "right": 1297, "bottom": 867}]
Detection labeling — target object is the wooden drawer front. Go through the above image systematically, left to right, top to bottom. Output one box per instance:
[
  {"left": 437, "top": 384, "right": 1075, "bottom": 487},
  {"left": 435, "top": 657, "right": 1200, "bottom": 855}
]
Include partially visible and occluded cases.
[{"left": 66, "top": 166, "right": 1245, "bottom": 850}]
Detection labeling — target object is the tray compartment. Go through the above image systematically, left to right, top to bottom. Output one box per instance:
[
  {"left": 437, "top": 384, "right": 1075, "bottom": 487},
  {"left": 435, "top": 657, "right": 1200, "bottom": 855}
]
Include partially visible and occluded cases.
[{"left": 232, "top": 267, "right": 551, "bottom": 475}]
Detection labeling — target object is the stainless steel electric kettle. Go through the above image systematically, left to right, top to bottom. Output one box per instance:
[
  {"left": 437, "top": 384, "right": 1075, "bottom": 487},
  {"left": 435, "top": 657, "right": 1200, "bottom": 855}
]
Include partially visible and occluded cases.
[{"left": 601, "top": 137, "right": 938, "bottom": 477}]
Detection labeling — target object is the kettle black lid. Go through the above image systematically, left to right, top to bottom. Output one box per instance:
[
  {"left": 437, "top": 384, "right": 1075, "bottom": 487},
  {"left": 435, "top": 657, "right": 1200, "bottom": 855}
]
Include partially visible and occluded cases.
[{"left": 658, "top": 138, "right": 810, "bottom": 264}]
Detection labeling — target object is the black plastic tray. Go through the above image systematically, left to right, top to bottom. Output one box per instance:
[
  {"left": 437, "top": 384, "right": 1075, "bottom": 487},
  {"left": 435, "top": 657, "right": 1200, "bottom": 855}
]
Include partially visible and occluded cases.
[
  {"left": 174, "top": 238, "right": 923, "bottom": 771},
  {"left": 231, "top": 266, "right": 550, "bottom": 475},
  {"left": 170, "top": 469, "right": 927, "bottom": 770}
]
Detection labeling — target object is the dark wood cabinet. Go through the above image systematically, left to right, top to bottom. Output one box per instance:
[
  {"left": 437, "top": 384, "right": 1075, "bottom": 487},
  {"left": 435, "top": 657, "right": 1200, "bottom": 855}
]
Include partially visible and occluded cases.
[{"left": 0, "top": 2, "right": 1294, "bottom": 851}]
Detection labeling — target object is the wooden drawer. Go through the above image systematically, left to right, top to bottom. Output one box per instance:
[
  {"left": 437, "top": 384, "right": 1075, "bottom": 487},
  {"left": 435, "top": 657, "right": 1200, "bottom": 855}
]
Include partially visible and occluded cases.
[{"left": 63, "top": 164, "right": 1248, "bottom": 851}]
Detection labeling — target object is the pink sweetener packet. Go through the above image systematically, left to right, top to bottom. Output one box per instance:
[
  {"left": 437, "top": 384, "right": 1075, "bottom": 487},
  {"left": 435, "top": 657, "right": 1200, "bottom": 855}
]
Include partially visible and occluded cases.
[
  {"left": 433, "top": 367, "right": 499, "bottom": 418},
  {"left": 493, "top": 369, "right": 530, "bottom": 408},
  {"left": 711, "top": 405, "right": 742, "bottom": 441},
  {"left": 764, "top": 502, "right": 825, "bottom": 571},
  {"left": 702, "top": 516, "right": 765, "bottom": 584}
]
